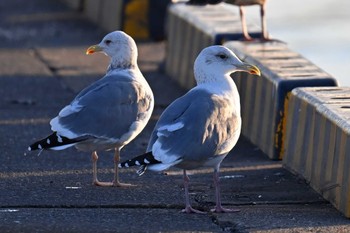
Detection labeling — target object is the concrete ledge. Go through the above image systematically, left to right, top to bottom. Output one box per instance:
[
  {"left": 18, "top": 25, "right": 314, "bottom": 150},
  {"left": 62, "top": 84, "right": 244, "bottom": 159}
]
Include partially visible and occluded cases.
[
  {"left": 83, "top": 0, "right": 123, "bottom": 32},
  {"left": 165, "top": 3, "right": 260, "bottom": 89},
  {"left": 223, "top": 41, "right": 338, "bottom": 160},
  {"left": 283, "top": 87, "right": 350, "bottom": 218}
]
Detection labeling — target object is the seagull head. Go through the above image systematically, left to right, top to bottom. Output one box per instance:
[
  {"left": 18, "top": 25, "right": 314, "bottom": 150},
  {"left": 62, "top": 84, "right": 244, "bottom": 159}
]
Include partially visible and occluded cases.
[
  {"left": 86, "top": 31, "right": 138, "bottom": 69},
  {"left": 194, "top": 45, "right": 260, "bottom": 84}
]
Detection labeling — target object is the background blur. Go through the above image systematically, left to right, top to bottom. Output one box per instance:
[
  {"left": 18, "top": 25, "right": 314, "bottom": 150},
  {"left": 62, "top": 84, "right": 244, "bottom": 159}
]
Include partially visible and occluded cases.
[{"left": 243, "top": 0, "right": 350, "bottom": 86}]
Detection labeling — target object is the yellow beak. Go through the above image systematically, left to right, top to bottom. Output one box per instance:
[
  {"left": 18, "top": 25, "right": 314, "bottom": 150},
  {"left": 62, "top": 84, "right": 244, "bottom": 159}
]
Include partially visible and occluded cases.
[
  {"left": 86, "top": 44, "right": 103, "bottom": 55},
  {"left": 237, "top": 63, "right": 261, "bottom": 76}
]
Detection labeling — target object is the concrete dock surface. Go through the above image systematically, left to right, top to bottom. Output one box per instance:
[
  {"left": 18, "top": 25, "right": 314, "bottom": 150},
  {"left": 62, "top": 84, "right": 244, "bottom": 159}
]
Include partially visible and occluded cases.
[{"left": 0, "top": 1, "right": 349, "bottom": 232}]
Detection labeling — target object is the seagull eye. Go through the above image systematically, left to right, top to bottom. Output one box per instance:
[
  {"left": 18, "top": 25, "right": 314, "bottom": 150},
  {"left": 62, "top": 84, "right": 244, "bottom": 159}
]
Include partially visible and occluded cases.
[
  {"left": 105, "top": 40, "right": 112, "bottom": 45},
  {"left": 217, "top": 54, "right": 228, "bottom": 60}
]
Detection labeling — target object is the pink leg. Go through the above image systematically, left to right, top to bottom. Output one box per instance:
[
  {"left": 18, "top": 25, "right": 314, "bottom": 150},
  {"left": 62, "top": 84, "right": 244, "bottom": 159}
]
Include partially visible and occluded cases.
[
  {"left": 260, "top": 4, "right": 270, "bottom": 40},
  {"left": 239, "top": 6, "right": 252, "bottom": 41},
  {"left": 112, "top": 148, "right": 135, "bottom": 187},
  {"left": 91, "top": 150, "right": 134, "bottom": 187},
  {"left": 92, "top": 151, "right": 114, "bottom": 186},
  {"left": 211, "top": 168, "right": 240, "bottom": 213},
  {"left": 181, "top": 170, "right": 206, "bottom": 214}
]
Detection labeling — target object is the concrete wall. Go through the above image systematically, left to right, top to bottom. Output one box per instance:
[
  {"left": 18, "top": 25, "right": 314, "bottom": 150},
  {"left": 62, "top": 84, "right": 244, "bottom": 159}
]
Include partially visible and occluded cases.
[
  {"left": 224, "top": 41, "right": 337, "bottom": 160},
  {"left": 284, "top": 87, "right": 350, "bottom": 217}
]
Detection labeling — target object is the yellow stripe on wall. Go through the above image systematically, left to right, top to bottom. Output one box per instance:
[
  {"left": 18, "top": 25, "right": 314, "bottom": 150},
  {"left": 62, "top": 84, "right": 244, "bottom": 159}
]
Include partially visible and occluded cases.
[{"left": 124, "top": 0, "right": 149, "bottom": 39}]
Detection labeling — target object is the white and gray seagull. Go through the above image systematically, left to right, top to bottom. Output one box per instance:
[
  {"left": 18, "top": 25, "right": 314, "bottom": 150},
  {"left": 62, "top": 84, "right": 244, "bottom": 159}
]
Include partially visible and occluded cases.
[
  {"left": 28, "top": 31, "right": 154, "bottom": 187},
  {"left": 119, "top": 45, "right": 260, "bottom": 213}
]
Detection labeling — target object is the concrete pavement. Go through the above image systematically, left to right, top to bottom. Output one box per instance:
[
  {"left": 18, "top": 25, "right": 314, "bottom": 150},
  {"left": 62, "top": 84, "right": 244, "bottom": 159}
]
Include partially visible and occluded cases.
[{"left": 0, "top": 0, "right": 349, "bottom": 232}]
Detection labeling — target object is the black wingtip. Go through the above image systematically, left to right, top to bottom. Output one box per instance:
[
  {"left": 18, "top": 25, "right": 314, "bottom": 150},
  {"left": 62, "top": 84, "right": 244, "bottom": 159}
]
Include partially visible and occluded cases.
[
  {"left": 28, "top": 132, "right": 85, "bottom": 151},
  {"left": 28, "top": 140, "right": 45, "bottom": 151},
  {"left": 119, "top": 151, "right": 160, "bottom": 175}
]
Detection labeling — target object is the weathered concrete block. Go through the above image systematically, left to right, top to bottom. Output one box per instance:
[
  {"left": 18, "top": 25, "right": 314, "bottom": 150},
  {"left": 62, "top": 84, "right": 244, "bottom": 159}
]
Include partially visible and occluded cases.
[
  {"left": 82, "top": 0, "right": 124, "bottom": 32},
  {"left": 165, "top": 2, "right": 260, "bottom": 89},
  {"left": 224, "top": 41, "right": 338, "bottom": 160},
  {"left": 283, "top": 87, "right": 350, "bottom": 218}
]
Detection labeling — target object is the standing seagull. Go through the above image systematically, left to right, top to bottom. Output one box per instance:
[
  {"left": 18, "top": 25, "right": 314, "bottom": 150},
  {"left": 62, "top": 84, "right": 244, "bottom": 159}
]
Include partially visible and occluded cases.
[
  {"left": 187, "top": 0, "right": 269, "bottom": 41},
  {"left": 28, "top": 31, "right": 154, "bottom": 187},
  {"left": 120, "top": 46, "right": 260, "bottom": 213}
]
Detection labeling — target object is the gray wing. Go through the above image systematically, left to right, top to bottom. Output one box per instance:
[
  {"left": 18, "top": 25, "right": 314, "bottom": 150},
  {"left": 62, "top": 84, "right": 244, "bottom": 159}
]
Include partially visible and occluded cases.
[
  {"left": 51, "top": 74, "right": 152, "bottom": 140},
  {"left": 148, "top": 89, "right": 241, "bottom": 167}
]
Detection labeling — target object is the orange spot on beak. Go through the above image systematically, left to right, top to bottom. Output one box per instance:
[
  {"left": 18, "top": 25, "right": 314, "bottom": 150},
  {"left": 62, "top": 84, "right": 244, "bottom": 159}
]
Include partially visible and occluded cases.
[{"left": 86, "top": 45, "right": 102, "bottom": 55}]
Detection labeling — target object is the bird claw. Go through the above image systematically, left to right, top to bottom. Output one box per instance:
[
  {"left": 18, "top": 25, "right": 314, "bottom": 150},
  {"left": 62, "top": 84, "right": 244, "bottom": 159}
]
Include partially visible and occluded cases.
[
  {"left": 242, "top": 36, "right": 253, "bottom": 41},
  {"left": 93, "top": 180, "right": 136, "bottom": 187},
  {"left": 93, "top": 180, "right": 114, "bottom": 187},
  {"left": 113, "top": 181, "right": 137, "bottom": 188},
  {"left": 181, "top": 206, "right": 206, "bottom": 214},
  {"left": 210, "top": 206, "right": 240, "bottom": 213}
]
